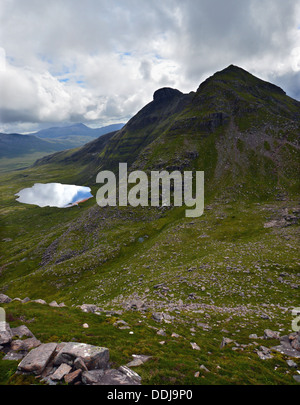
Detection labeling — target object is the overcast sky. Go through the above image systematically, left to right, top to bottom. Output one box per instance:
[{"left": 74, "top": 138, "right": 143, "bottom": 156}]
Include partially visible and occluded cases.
[{"left": 0, "top": 0, "right": 299, "bottom": 133}]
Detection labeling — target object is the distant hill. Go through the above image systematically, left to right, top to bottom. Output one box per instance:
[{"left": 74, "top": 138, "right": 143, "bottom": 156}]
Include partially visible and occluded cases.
[
  {"left": 0, "top": 123, "right": 125, "bottom": 172},
  {"left": 30, "top": 123, "right": 125, "bottom": 140},
  {"left": 0, "top": 133, "right": 63, "bottom": 158}
]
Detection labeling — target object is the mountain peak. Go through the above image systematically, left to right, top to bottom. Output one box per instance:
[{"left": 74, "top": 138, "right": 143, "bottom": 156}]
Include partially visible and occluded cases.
[
  {"left": 197, "top": 64, "right": 286, "bottom": 96},
  {"left": 153, "top": 87, "right": 183, "bottom": 102},
  {"left": 69, "top": 123, "right": 88, "bottom": 129}
]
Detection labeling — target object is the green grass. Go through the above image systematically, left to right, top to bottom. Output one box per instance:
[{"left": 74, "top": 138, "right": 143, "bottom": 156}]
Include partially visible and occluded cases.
[
  {"left": 0, "top": 152, "right": 61, "bottom": 173},
  {"left": 0, "top": 164, "right": 299, "bottom": 385},
  {"left": 0, "top": 299, "right": 299, "bottom": 385}
]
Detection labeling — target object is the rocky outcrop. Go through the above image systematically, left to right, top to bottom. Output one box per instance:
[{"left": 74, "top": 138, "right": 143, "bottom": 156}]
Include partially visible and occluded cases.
[
  {"left": 153, "top": 87, "right": 183, "bottom": 102},
  {"left": 78, "top": 304, "right": 103, "bottom": 314},
  {"left": 0, "top": 320, "right": 143, "bottom": 385},
  {"left": 264, "top": 329, "right": 280, "bottom": 340},
  {"left": 272, "top": 332, "right": 300, "bottom": 359},
  {"left": 53, "top": 342, "right": 109, "bottom": 370}
]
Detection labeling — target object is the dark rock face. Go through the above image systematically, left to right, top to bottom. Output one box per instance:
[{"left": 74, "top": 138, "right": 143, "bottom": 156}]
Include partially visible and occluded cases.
[
  {"left": 153, "top": 87, "right": 183, "bottom": 102},
  {"left": 272, "top": 331, "right": 300, "bottom": 358}
]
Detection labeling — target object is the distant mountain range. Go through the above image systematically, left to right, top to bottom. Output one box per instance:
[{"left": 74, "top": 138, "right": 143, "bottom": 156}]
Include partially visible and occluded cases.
[
  {"left": 0, "top": 123, "right": 125, "bottom": 171},
  {"left": 28, "top": 123, "right": 125, "bottom": 140},
  {"left": 0, "top": 132, "right": 63, "bottom": 158}
]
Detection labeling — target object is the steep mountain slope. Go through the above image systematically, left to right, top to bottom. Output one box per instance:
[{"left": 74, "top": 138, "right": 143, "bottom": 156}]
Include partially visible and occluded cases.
[{"left": 35, "top": 65, "right": 300, "bottom": 199}]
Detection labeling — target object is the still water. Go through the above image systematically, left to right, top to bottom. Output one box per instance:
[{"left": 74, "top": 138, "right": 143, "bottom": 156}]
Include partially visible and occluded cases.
[{"left": 15, "top": 183, "right": 93, "bottom": 208}]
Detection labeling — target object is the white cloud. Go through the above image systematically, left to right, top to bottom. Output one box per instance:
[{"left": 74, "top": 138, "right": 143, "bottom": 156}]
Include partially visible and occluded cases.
[{"left": 0, "top": 0, "right": 299, "bottom": 133}]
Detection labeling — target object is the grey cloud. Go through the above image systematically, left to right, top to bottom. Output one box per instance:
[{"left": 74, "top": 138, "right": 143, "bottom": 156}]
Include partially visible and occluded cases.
[
  {"left": 0, "top": 0, "right": 299, "bottom": 133},
  {"left": 139, "top": 60, "right": 152, "bottom": 81},
  {"left": 272, "top": 71, "right": 300, "bottom": 101}
]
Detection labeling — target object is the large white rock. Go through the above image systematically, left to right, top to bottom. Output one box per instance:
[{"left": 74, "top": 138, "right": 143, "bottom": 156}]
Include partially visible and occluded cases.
[
  {"left": 18, "top": 342, "right": 57, "bottom": 375},
  {"left": 53, "top": 342, "right": 109, "bottom": 370}
]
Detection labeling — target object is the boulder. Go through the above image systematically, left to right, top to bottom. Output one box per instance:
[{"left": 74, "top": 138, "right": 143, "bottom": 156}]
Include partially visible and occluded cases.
[
  {"left": 0, "top": 294, "right": 11, "bottom": 304},
  {"left": 32, "top": 299, "right": 47, "bottom": 305},
  {"left": 49, "top": 301, "right": 59, "bottom": 307},
  {"left": 79, "top": 304, "right": 102, "bottom": 313},
  {"left": 152, "top": 312, "right": 163, "bottom": 322},
  {"left": 113, "top": 320, "right": 129, "bottom": 328},
  {"left": 197, "top": 322, "right": 211, "bottom": 331},
  {"left": 11, "top": 325, "right": 34, "bottom": 339},
  {"left": 264, "top": 329, "right": 280, "bottom": 340},
  {"left": 271, "top": 332, "right": 300, "bottom": 358},
  {"left": 291, "top": 334, "right": 300, "bottom": 351},
  {"left": 10, "top": 337, "right": 41, "bottom": 351},
  {"left": 220, "top": 337, "right": 233, "bottom": 348},
  {"left": 17, "top": 342, "right": 57, "bottom": 375},
  {"left": 53, "top": 342, "right": 109, "bottom": 370},
  {"left": 190, "top": 342, "right": 201, "bottom": 351},
  {"left": 272, "top": 344, "right": 300, "bottom": 358},
  {"left": 256, "top": 346, "right": 273, "bottom": 360},
  {"left": 3, "top": 351, "right": 26, "bottom": 361},
  {"left": 130, "top": 354, "right": 151, "bottom": 365},
  {"left": 74, "top": 357, "right": 88, "bottom": 371},
  {"left": 126, "top": 358, "right": 143, "bottom": 367},
  {"left": 286, "top": 360, "right": 297, "bottom": 368},
  {"left": 50, "top": 363, "right": 72, "bottom": 381},
  {"left": 118, "top": 366, "right": 142, "bottom": 384},
  {"left": 97, "top": 368, "right": 141, "bottom": 385},
  {"left": 64, "top": 369, "right": 82, "bottom": 384},
  {"left": 82, "top": 369, "right": 105, "bottom": 385}
]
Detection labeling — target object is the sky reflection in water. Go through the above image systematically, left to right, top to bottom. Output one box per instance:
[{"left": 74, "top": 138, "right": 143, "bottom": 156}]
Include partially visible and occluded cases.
[{"left": 15, "top": 183, "right": 93, "bottom": 208}]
